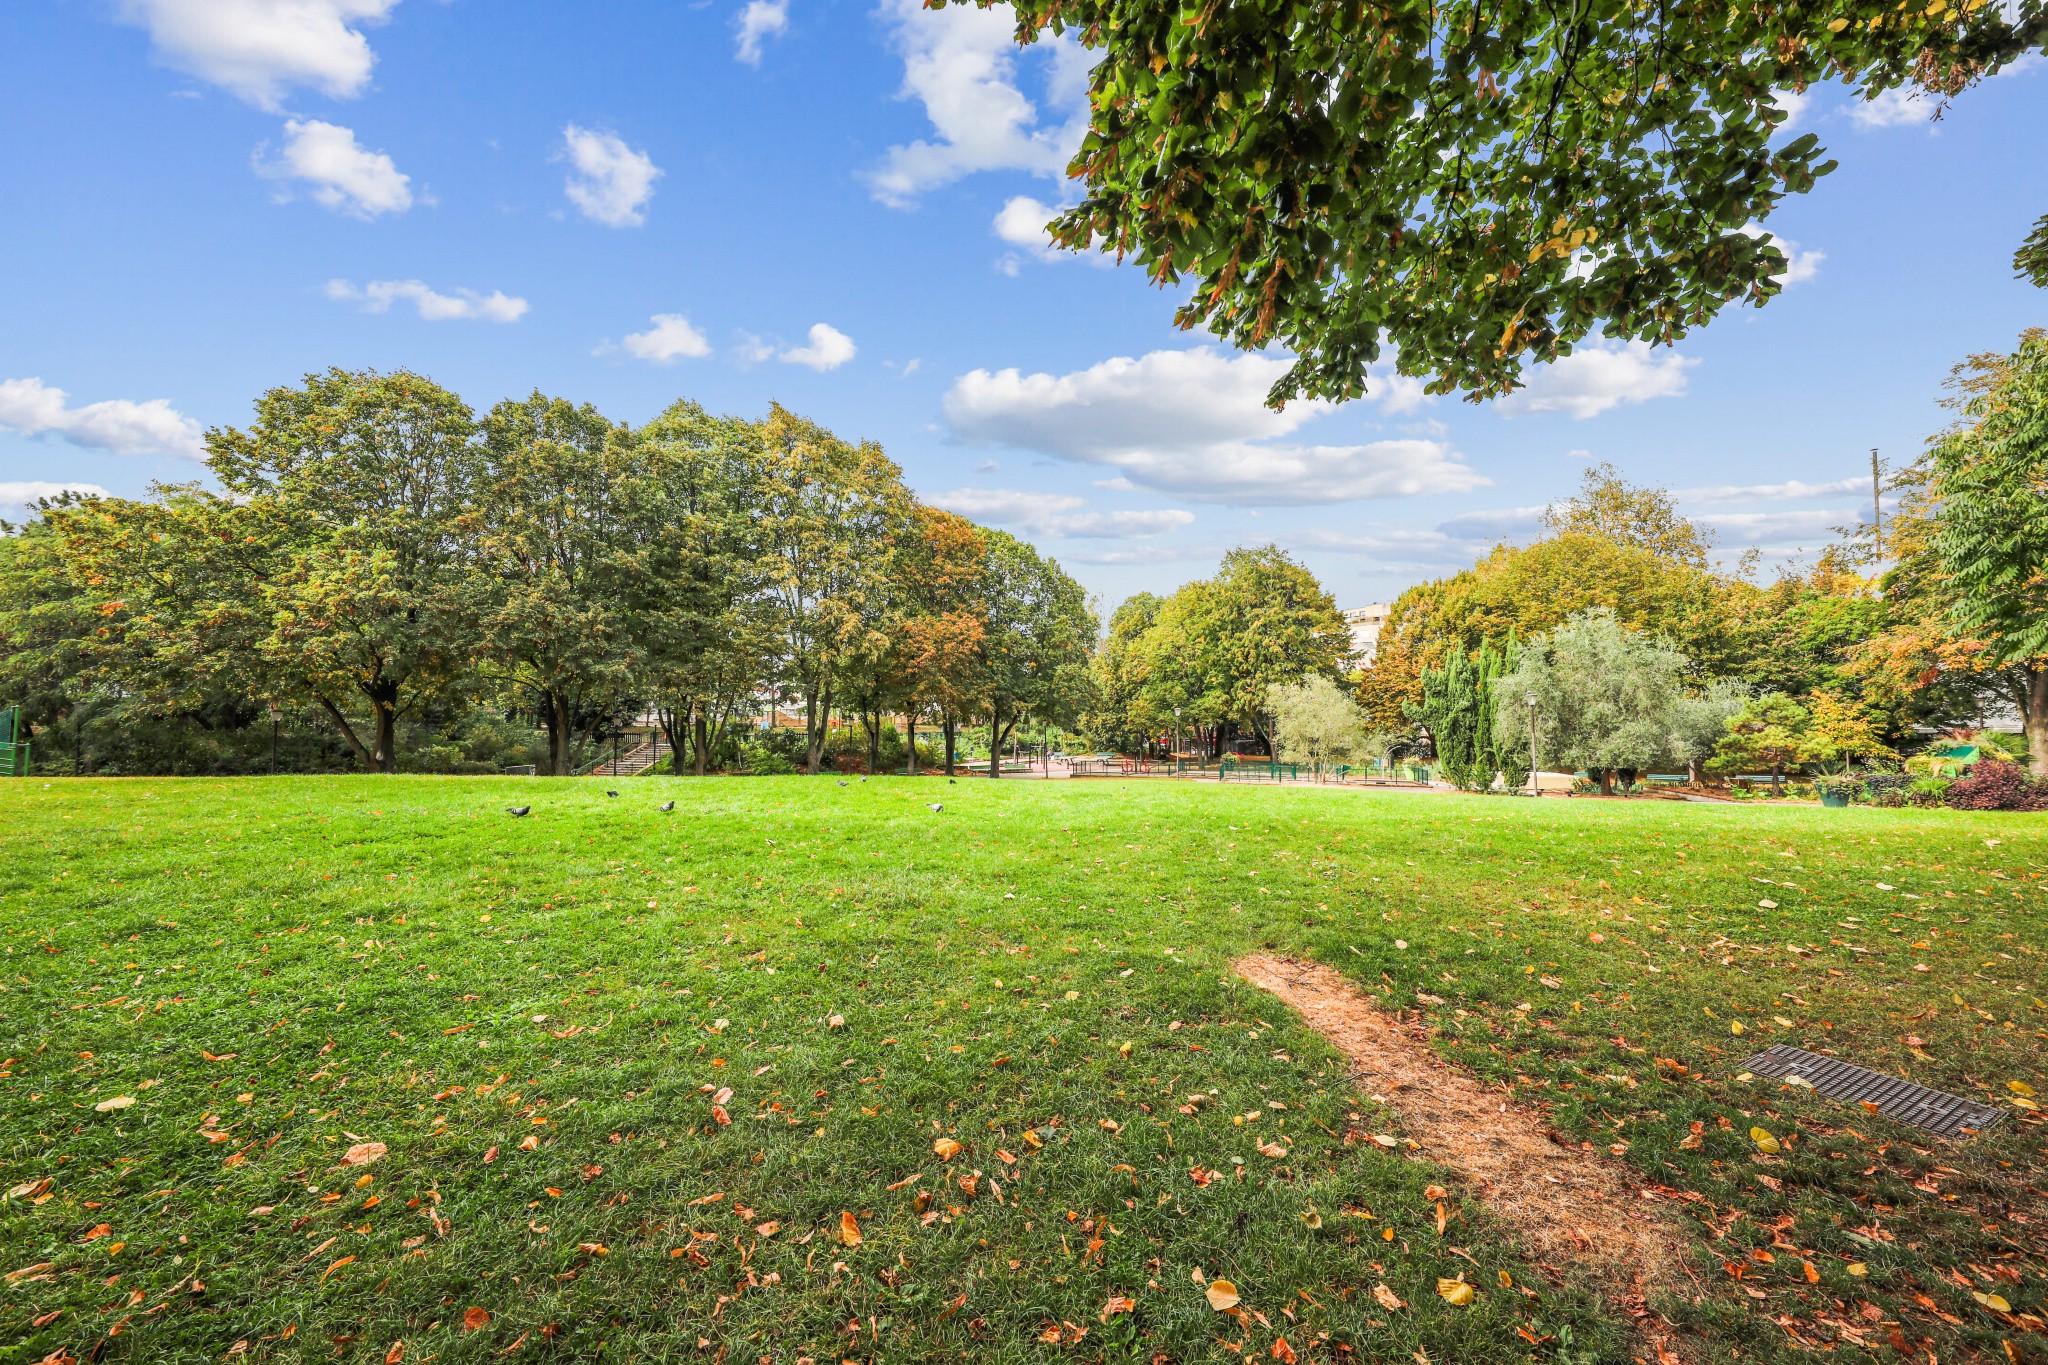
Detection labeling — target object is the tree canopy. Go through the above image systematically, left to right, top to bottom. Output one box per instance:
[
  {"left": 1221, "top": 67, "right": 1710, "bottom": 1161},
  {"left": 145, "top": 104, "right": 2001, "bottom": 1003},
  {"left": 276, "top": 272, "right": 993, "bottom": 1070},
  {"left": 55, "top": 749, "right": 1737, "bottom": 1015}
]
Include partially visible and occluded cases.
[{"left": 964, "top": 0, "right": 2044, "bottom": 406}]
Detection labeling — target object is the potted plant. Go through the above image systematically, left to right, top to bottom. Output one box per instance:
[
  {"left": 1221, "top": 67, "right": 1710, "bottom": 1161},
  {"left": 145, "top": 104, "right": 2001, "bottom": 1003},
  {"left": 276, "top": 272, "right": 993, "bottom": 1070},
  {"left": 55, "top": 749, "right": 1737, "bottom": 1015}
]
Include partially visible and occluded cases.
[{"left": 1815, "top": 776, "right": 1860, "bottom": 808}]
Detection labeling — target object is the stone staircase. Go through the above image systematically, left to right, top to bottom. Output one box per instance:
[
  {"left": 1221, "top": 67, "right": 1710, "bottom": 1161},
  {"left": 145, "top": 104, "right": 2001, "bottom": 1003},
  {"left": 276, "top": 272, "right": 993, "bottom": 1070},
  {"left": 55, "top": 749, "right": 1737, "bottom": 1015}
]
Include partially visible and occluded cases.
[{"left": 591, "top": 735, "right": 671, "bottom": 778}]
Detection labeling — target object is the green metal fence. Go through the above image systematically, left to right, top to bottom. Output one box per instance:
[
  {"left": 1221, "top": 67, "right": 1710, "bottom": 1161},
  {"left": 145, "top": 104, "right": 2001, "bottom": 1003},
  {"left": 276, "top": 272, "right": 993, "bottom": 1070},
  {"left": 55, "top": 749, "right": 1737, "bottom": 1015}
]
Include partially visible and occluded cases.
[
  {"left": 1, "top": 707, "right": 29, "bottom": 778},
  {"left": 1217, "top": 757, "right": 1301, "bottom": 782}
]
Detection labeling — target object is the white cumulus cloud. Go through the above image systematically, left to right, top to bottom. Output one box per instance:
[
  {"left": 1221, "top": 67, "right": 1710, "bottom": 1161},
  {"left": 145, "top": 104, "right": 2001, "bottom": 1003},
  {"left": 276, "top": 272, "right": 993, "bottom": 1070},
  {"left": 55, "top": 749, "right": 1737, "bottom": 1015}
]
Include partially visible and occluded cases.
[
  {"left": 115, "top": 0, "right": 398, "bottom": 110},
  {"left": 734, "top": 0, "right": 788, "bottom": 65},
  {"left": 866, "top": 0, "right": 1090, "bottom": 207},
  {"left": 1770, "top": 87, "right": 1811, "bottom": 129},
  {"left": 1850, "top": 87, "right": 1931, "bottom": 129},
  {"left": 259, "top": 118, "right": 413, "bottom": 217},
  {"left": 560, "top": 125, "right": 661, "bottom": 228},
  {"left": 1738, "top": 225, "right": 1825, "bottom": 286},
  {"left": 325, "top": 278, "right": 527, "bottom": 322},
  {"left": 611, "top": 314, "right": 713, "bottom": 364},
  {"left": 780, "top": 323, "right": 856, "bottom": 371},
  {"left": 1496, "top": 341, "right": 1696, "bottom": 420},
  {"left": 941, "top": 346, "right": 1484, "bottom": 505},
  {"left": 0, "top": 378, "right": 205, "bottom": 459},
  {"left": 1678, "top": 477, "right": 1866, "bottom": 503},
  {"left": 1, "top": 481, "right": 114, "bottom": 515},
  {"left": 932, "top": 487, "right": 1194, "bottom": 539}
]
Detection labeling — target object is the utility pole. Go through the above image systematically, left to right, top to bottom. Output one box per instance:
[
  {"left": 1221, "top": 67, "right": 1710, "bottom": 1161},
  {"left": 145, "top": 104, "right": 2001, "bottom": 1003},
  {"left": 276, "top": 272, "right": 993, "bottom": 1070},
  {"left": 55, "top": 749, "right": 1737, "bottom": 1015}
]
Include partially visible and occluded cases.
[{"left": 1872, "top": 448, "right": 1883, "bottom": 559}]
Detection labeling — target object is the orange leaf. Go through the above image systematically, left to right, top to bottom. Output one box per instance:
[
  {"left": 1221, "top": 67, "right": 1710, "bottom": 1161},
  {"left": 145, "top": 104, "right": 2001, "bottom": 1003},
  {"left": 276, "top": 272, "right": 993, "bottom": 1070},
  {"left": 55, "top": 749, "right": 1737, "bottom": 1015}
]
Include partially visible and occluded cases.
[
  {"left": 341, "top": 1142, "right": 387, "bottom": 1167},
  {"left": 838, "top": 1211, "right": 862, "bottom": 1247},
  {"left": 462, "top": 1307, "right": 490, "bottom": 1332},
  {"left": 384, "top": 1343, "right": 405, "bottom": 1364}
]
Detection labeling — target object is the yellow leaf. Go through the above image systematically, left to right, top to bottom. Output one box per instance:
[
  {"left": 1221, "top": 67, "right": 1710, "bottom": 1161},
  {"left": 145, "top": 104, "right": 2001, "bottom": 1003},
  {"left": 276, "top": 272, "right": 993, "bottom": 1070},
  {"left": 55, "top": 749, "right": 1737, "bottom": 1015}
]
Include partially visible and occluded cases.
[
  {"left": 1827, "top": 15, "right": 1849, "bottom": 29},
  {"left": 1730, "top": 1020, "right": 1745, "bottom": 1035},
  {"left": 2009, "top": 1080, "right": 2036, "bottom": 1097},
  {"left": 95, "top": 1096, "right": 136, "bottom": 1113},
  {"left": 1750, "top": 1127, "right": 1781, "bottom": 1154},
  {"left": 934, "top": 1138, "right": 963, "bottom": 1161},
  {"left": 838, "top": 1211, "right": 862, "bottom": 1247},
  {"left": 1847, "top": 1262, "right": 1867, "bottom": 1277},
  {"left": 1436, "top": 1278, "right": 1475, "bottom": 1306},
  {"left": 1204, "top": 1279, "right": 1241, "bottom": 1311},
  {"left": 1972, "top": 1291, "right": 2011, "bottom": 1313}
]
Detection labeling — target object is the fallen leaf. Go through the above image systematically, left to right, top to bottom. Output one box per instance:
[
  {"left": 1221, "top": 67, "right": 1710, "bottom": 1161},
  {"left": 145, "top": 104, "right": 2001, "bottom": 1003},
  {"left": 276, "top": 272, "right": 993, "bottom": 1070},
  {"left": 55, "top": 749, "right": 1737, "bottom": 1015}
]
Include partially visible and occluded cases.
[
  {"left": 94, "top": 1096, "right": 135, "bottom": 1113},
  {"left": 1749, "top": 1127, "right": 1781, "bottom": 1154},
  {"left": 934, "top": 1138, "right": 963, "bottom": 1160},
  {"left": 341, "top": 1142, "right": 387, "bottom": 1167},
  {"left": 838, "top": 1211, "right": 862, "bottom": 1247},
  {"left": 1847, "top": 1263, "right": 1868, "bottom": 1277},
  {"left": 1436, "top": 1278, "right": 1475, "bottom": 1306},
  {"left": 1205, "top": 1279, "right": 1241, "bottom": 1311},
  {"left": 1372, "top": 1282, "right": 1405, "bottom": 1311},
  {"left": 1972, "top": 1291, "right": 2012, "bottom": 1313},
  {"left": 1100, "top": 1294, "right": 1136, "bottom": 1321},
  {"left": 462, "top": 1307, "right": 490, "bottom": 1332},
  {"left": 1272, "top": 1338, "right": 1298, "bottom": 1363},
  {"left": 384, "top": 1343, "right": 405, "bottom": 1364}
]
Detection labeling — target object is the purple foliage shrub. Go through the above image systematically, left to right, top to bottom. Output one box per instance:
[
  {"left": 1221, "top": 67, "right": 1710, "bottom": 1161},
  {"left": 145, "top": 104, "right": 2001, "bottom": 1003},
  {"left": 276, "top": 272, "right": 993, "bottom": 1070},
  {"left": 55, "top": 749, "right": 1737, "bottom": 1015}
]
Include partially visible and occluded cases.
[{"left": 1944, "top": 756, "right": 2048, "bottom": 812}]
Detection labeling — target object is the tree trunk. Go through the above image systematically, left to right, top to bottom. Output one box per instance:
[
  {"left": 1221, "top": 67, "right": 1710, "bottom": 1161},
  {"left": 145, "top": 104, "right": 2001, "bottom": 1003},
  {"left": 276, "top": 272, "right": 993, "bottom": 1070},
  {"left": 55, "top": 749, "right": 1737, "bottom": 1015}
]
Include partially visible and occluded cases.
[
  {"left": 2026, "top": 666, "right": 2048, "bottom": 779},
  {"left": 368, "top": 683, "right": 400, "bottom": 773},
  {"left": 804, "top": 687, "right": 825, "bottom": 774},
  {"left": 543, "top": 689, "right": 573, "bottom": 777},
  {"left": 317, "top": 695, "right": 375, "bottom": 771},
  {"left": 658, "top": 706, "right": 687, "bottom": 776},
  {"left": 693, "top": 708, "right": 710, "bottom": 777},
  {"left": 865, "top": 709, "right": 881, "bottom": 775},
  {"left": 989, "top": 711, "right": 1010, "bottom": 779},
  {"left": 907, "top": 712, "right": 919, "bottom": 775},
  {"left": 942, "top": 716, "right": 956, "bottom": 776},
  {"left": 1687, "top": 757, "right": 1703, "bottom": 786},
  {"left": 1770, "top": 763, "right": 1784, "bottom": 797},
  {"left": 1596, "top": 768, "right": 1613, "bottom": 796}
]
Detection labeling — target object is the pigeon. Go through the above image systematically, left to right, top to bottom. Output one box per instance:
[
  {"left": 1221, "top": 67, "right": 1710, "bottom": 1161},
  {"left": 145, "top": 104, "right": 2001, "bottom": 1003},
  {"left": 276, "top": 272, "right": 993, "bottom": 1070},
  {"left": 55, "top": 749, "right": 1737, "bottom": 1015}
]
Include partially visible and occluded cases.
[
  {"left": 948, "top": 778, "right": 956, "bottom": 785},
  {"left": 837, "top": 780, "right": 849, "bottom": 788},
  {"left": 606, "top": 790, "right": 619, "bottom": 798},
  {"left": 658, "top": 801, "right": 675, "bottom": 812},
  {"left": 927, "top": 802, "right": 944, "bottom": 813},
  {"left": 506, "top": 805, "right": 531, "bottom": 817}
]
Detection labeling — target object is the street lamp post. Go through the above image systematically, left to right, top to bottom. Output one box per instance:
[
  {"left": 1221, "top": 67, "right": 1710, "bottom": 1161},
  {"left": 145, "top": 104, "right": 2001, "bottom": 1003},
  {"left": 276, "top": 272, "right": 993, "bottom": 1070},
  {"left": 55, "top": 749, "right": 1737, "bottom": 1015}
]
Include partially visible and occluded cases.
[
  {"left": 1525, "top": 693, "right": 1539, "bottom": 797},
  {"left": 1172, "top": 707, "right": 1181, "bottom": 774}
]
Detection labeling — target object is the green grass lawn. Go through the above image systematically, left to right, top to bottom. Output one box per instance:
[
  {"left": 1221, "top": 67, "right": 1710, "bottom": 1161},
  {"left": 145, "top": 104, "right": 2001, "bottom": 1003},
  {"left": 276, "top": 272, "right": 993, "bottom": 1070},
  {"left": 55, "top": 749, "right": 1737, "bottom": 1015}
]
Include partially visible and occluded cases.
[{"left": 2, "top": 776, "right": 2043, "bottom": 1365}]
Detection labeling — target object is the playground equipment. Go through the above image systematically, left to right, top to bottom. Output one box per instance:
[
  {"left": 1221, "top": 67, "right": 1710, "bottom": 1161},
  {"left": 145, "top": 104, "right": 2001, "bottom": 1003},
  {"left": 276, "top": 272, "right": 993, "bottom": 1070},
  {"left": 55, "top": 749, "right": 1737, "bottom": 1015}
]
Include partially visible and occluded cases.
[{"left": 1, "top": 708, "right": 29, "bottom": 777}]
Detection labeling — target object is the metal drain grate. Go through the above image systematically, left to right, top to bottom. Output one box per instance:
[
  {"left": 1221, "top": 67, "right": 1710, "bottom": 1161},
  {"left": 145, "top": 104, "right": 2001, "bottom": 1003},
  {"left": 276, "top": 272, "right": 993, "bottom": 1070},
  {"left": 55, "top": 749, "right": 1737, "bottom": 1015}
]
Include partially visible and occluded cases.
[{"left": 1740, "top": 1043, "right": 2005, "bottom": 1139}]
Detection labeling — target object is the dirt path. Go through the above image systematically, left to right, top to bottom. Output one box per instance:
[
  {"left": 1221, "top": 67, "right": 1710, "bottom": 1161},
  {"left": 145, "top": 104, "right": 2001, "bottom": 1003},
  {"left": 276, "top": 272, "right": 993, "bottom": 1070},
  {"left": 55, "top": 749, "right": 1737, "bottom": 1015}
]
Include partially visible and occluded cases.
[{"left": 1235, "top": 953, "right": 1706, "bottom": 1363}]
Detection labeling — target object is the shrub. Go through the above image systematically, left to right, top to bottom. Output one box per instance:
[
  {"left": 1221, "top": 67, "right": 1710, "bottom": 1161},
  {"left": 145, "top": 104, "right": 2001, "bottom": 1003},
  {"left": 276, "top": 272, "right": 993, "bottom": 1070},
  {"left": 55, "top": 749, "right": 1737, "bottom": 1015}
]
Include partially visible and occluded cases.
[
  {"left": 744, "top": 746, "right": 797, "bottom": 776},
  {"left": 1944, "top": 756, "right": 2047, "bottom": 812},
  {"left": 1862, "top": 772, "right": 1915, "bottom": 800},
  {"left": 1908, "top": 777, "right": 1953, "bottom": 808},
  {"left": 1870, "top": 790, "right": 1910, "bottom": 808}
]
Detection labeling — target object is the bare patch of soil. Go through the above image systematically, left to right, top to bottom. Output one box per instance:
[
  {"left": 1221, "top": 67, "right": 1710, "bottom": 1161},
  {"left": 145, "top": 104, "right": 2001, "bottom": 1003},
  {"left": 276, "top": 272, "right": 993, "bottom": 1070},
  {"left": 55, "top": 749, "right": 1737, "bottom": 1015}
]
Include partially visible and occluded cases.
[{"left": 1236, "top": 953, "right": 1705, "bottom": 1362}]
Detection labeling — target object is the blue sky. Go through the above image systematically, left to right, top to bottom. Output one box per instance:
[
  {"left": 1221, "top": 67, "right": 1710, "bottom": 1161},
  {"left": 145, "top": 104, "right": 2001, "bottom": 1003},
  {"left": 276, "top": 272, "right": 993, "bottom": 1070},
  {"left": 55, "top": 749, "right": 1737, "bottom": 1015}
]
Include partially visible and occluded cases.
[{"left": 3, "top": 1, "right": 2044, "bottom": 614}]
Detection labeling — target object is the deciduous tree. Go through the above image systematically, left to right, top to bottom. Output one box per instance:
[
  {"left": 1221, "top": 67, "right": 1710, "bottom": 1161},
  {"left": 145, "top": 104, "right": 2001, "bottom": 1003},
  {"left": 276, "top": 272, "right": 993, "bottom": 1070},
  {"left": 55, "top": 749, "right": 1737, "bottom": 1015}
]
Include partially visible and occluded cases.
[{"left": 961, "top": 0, "right": 2041, "bottom": 406}]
